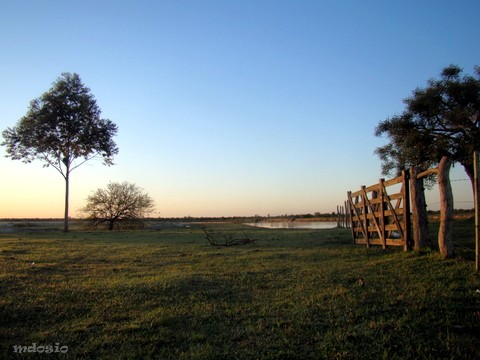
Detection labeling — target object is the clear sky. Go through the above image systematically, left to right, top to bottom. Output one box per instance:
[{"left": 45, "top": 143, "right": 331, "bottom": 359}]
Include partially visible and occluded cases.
[{"left": 0, "top": 0, "right": 479, "bottom": 218}]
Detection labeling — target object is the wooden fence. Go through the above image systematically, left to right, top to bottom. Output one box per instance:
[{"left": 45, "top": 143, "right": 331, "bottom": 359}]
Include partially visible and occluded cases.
[
  {"left": 347, "top": 170, "right": 411, "bottom": 250},
  {"left": 336, "top": 204, "right": 349, "bottom": 228}
]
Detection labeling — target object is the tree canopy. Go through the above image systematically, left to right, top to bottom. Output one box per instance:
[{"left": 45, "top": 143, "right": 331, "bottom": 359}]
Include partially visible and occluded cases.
[
  {"left": 375, "top": 65, "right": 480, "bottom": 181},
  {"left": 2, "top": 73, "right": 118, "bottom": 231},
  {"left": 80, "top": 182, "right": 155, "bottom": 230}
]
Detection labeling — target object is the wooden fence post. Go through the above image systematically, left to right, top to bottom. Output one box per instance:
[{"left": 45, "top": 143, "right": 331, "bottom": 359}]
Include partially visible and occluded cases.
[
  {"left": 474, "top": 151, "right": 479, "bottom": 272},
  {"left": 402, "top": 169, "right": 411, "bottom": 251},
  {"left": 379, "top": 178, "right": 386, "bottom": 249},
  {"left": 362, "top": 186, "right": 370, "bottom": 248},
  {"left": 347, "top": 191, "right": 355, "bottom": 242},
  {"left": 344, "top": 200, "right": 349, "bottom": 228},
  {"left": 336, "top": 205, "right": 339, "bottom": 227}
]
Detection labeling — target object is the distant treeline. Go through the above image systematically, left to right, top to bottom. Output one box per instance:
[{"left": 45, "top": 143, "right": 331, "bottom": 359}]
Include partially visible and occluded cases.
[
  {"left": 427, "top": 208, "right": 474, "bottom": 215},
  {"left": 1, "top": 209, "right": 474, "bottom": 223},
  {"left": 136, "top": 209, "right": 476, "bottom": 222},
  {"left": 155, "top": 212, "right": 340, "bottom": 223}
]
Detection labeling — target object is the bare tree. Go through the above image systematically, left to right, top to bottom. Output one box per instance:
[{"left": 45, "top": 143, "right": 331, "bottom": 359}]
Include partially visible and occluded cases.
[{"left": 80, "top": 182, "right": 155, "bottom": 230}]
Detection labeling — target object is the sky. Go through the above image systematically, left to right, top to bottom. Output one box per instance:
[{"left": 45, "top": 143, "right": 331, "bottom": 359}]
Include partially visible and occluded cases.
[{"left": 0, "top": 0, "right": 479, "bottom": 218}]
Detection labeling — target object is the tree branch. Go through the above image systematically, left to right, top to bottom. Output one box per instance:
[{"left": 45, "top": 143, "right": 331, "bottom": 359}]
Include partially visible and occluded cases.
[{"left": 202, "top": 226, "right": 256, "bottom": 246}]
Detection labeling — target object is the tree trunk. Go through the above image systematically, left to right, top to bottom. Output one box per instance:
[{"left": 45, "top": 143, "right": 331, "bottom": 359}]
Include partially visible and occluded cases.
[
  {"left": 437, "top": 156, "right": 454, "bottom": 258},
  {"left": 462, "top": 163, "right": 475, "bottom": 192},
  {"left": 410, "top": 166, "right": 431, "bottom": 250},
  {"left": 64, "top": 170, "right": 70, "bottom": 232},
  {"left": 109, "top": 220, "right": 114, "bottom": 231}
]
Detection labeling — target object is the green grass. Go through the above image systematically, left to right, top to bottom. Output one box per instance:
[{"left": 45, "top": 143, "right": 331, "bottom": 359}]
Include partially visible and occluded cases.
[{"left": 1, "top": 222, "right": 479, "bottom": 359}]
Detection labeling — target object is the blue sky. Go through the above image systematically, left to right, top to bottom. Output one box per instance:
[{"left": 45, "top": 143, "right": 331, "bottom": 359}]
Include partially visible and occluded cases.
[{"left": 1, "top": 0, "right": 479, "bottom": 218}]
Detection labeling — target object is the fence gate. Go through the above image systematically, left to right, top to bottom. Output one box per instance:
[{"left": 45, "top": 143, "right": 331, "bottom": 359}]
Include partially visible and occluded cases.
[{"left": 347, "top": 170, "right": 411, "bottom": 250}]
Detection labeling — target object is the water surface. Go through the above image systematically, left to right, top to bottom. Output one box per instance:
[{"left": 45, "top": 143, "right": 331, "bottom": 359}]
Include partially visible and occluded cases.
[{"left": 244, "top": 221, "right": 337, "bottom": 230}]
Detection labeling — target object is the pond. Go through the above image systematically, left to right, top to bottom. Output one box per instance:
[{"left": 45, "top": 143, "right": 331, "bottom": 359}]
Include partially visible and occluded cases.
[{"left": 244, "top": 221, "right": 338, "bottom": 230}]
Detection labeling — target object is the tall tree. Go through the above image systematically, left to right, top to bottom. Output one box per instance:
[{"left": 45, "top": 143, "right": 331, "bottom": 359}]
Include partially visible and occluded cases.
[
  {"left": 375, "top": 65, "right": 480, "bottom": 258},
  {"left": 2, "top": 73, "right": 118, "bottom": 231},
  {"left": 80, "top": 182, "right": 155, "bottom": 230}
]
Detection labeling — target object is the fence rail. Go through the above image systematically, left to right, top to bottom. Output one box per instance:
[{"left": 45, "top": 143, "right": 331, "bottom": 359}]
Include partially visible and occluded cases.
[{"left": 347, "top": 170, "right": 411, "bottom": 250}]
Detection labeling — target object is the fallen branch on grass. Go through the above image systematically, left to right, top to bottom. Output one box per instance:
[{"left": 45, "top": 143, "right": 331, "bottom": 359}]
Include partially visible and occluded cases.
[{"left": 202, "top": 226, "right": 256, "bottom": 246}]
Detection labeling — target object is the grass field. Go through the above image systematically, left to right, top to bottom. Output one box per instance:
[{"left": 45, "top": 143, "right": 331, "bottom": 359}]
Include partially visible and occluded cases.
[{"left": 1, "top": 220, "right": 480, "bottom": 359}]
